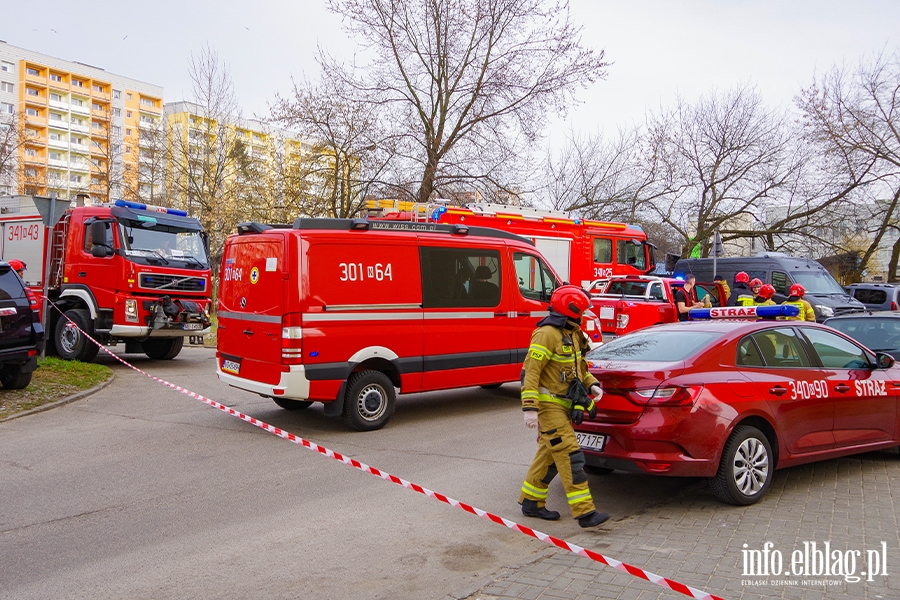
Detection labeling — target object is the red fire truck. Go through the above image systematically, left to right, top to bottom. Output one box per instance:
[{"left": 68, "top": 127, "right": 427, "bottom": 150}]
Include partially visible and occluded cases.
[
  {"left": 0, "top": 195, "right": 212, "bottom": 362},
  {"left": 367, "top": 201, "right": 656, "bottom": 288}
]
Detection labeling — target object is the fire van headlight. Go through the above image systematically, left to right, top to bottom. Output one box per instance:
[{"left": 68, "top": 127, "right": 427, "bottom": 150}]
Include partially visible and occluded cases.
[
  {"left": 125, "top": 299, "right": 139, "bottom": 322},
  {"left": 814, "top": 304, "right": 834, "bottom": 318}
]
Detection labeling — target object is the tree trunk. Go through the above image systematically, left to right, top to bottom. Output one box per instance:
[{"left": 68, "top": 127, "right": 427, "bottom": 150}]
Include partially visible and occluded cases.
[{"left": 889, "top": 236, "right": 900, "bottom": 282}]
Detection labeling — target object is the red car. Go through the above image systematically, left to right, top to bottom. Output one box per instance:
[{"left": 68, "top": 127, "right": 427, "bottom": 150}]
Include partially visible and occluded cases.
[{"left": 576, "top": 319, "right": 900, "bottom": 505}]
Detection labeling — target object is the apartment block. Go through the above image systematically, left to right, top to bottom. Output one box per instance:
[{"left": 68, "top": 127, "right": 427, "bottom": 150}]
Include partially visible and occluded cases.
[{"left": 0, "top": 40, "right": 163, "bottom": 202}]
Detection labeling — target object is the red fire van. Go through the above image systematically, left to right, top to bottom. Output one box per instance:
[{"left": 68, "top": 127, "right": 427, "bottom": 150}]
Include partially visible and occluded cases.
[{"left": 216, "top": 218, "right": 579, "bottom": 430}]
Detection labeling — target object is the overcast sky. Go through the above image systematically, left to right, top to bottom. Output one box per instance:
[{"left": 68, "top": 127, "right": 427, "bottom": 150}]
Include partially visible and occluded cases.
[{"left": 2, "top": 0, "right": 898, "bottom": 147}]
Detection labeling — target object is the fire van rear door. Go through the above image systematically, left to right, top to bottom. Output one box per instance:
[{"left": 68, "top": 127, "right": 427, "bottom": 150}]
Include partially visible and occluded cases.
[{"left": 218, "top": 237, "right": 285, "bottom": 372}]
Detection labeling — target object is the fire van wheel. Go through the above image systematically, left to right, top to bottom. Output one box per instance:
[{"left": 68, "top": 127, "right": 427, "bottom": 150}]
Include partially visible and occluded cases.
[
  {"left": 55, "top": 309, "right": 99, "bottom": 363},
  {"left": 142, "top": 337, "right": 184, "bottom": 360},
  {"left": 0, "top": 364, "right": 32, "bottom": 389},
  {"left": 342, "top": 370, "right": 396, "bottom": 432},
  {"left": 272, "top": 398, "right": 313, "bottom": 410},
  {"left": 710, "top": 426, "right": 773, "bottom": 506}
]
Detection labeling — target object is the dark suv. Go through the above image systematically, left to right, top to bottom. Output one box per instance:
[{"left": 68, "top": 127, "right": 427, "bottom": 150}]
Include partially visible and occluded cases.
[{"left": 0, "top": 263, "right": 44, "bottom": 389}]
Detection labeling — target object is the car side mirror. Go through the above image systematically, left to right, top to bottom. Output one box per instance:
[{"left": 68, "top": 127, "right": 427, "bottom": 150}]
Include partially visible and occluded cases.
[
  {"left": 91, "top": 221, "right": 108, "bottom": 246},
  {"left": 876, "top": 352, "right": 895, "bottom": 369}
]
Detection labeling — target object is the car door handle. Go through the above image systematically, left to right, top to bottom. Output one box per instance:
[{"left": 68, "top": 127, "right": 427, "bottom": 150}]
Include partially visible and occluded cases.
[
  {"left": 494, "top": 311, "right": 508, "bottom": 317},
  {"left": 243, "top": 329, "right": 254, "bottom": 335},
  {"left": 834, "top": 384, "right": 850, "bottom": 393},
  {"left": 769, "top": 385, "right": 788, "bottom": 396}
]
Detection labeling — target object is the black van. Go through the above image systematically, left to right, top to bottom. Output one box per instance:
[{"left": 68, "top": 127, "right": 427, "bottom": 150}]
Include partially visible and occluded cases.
[{"left": 674, "top": 252, "right": 865, "bottom": 321}]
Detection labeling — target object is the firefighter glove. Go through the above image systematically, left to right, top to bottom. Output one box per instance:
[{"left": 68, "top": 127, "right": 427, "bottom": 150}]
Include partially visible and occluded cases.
[
  {"left": 571, "top": 398, "right": 596, "bottom": 425},
  {"left": 523, "top": 410, "right": 538, "bottom": 429}
]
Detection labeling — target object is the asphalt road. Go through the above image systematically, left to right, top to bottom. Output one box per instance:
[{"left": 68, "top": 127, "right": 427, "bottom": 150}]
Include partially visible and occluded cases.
[{"left": 0, "top": 347, "right": 695, "bottom": 600}]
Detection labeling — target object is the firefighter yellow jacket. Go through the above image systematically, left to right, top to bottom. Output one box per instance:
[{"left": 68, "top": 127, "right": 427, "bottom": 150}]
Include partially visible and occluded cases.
[{"left": 521, "top": 321, "right": 598, "bottom": 411}]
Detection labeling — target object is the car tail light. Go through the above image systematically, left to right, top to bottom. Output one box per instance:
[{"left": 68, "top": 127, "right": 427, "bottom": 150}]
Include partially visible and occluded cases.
[
  {"left": 24, "top": 288, "right": 39, "bottom": 311},
  {"left": 892, "top": 301, "right": 898, "bottom": 311},
  {"left": 616, "top": 312, "right": 629, "bottom": 330},
  {"left": 281, "top": 313, "right": 303, "bottom": 365},
  {"left": 630, "top": 385, "right": 703, "bottom": 407}
]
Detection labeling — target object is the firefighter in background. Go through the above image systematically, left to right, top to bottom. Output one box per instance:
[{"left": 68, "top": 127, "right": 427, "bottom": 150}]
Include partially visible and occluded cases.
[
  {"left": 8, "top": 259, "right": 25, "bottom": 279},
  {"left": 727, "top": 272, "right": 754, "bottom": 306},
  {"left": 714, "top": 274, "right": 730, "bottom": 303},
  {"left": 749, "top": 278, "right": 763, "bottom": 298},
  {"left": 781, "top": 283, "right": 816, "bottom": 321},
  {"left": 754, "top": 284, "right": 777, "bottom": 306},
  {"left": 519, "top": 285, "right": 609, "bottom": 528}
]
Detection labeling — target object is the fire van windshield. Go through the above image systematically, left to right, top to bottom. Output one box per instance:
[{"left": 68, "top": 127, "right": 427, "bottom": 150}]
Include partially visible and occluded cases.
[{"left": 118, "top": 219, "right": 209, "bottom": 269}]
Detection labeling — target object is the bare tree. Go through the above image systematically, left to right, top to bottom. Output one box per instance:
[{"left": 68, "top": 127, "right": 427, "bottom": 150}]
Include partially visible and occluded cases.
[
  {"left": 323, "top": 0, "right": 609, "bottom": 203},
  {"left": 166, "top": 45, "right": 255, "bottom": 262},
  {"left": 796, "top": 50, "right": 900, "bottom": 281},
  {"left": 270, "top": 76, "right": 394, "bottom": 217},
  {"left": 640, "top": 85, "right": 809, "bottom": 257},
  {"left": 87, "top": 108, "right": 125, "bottom": 202},
  {"left": 0, "top": 109, "right": 25, "bottom": 193}
]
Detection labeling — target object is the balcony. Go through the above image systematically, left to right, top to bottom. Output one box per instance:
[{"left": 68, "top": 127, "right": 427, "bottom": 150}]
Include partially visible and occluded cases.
[
  {"left": 24, "top": 71, "right": 47, "bottom": 88},
  {"left": 24, "top": 94, "right": 47, "bottom": 108},
  {"left": 49, "top": 98, "right": 68, "bottom": 110},
  {"left": 70, "top": 102, "right": 91, "bottom": 116},
  {"left": 91, "top": 109, "right": 109, "bottom": 121},
  {"left": 25, "top": 115, "right": 47, "bottom": 128},
  {"left": 47, "top": 118, "right": 69, "bottom": 131},
  {"left": 69, "top": 122, "right": 90, "bottom": 134},
  {"left": 23, "top": 133, "right": 47, "bottom": 146},
  {"left": 47, "top": 136, "right": 67, "bottom": 149},
  {"left": 70, "top": 142, "right": 90, "bottom": 155},
  {"left": 22, "top": 154, "right": 46, "bottom": 166},
  {"left": 48, "top": 157, "right": 68, "bottom": 168},
  {"left": 69, "top": 160, "right": 90, "bottom": 173}
]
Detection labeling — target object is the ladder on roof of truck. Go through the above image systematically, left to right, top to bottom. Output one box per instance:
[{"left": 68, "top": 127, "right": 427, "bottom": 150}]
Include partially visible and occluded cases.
[{"left": 47, "top": 214, "right": 67, "bottom": 289}]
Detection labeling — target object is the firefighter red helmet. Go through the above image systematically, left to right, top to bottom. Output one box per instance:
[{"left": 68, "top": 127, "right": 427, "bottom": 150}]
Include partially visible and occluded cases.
[
  {"left": 7, "top": 259, "right": 25, "bottom": 272},
  {"left": 735, "top": 271, "right": 750, "bottom": 284},
  {"left": 749, "top": 278, "right": 763, "bottom": 289},
  {"left": 789, "top": 283, "right": 805, "bottom": 297},
  {"left": 758, "top": 284, "right": 776, "bottom": 300},
  {"left": 550, "top": 285, "right": 591, "bottom": 319}
]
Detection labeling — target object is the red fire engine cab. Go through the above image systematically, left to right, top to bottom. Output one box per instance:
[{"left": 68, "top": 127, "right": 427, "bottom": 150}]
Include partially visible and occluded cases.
[
  {"left": 0, "top": 195, "right": 212, "bottom": 362},
  {"left": 366, "top": 200, "right": 656, "bottom": 288}
]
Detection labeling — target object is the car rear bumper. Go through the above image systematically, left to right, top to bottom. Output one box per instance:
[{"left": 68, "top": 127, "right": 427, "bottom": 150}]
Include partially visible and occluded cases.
[{"left": 217, "top": 365, "right": 311, "bottom": 400}]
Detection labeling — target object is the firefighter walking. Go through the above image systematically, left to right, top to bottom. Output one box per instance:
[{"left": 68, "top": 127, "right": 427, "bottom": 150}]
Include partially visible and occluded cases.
[{"left": 519, "top": 285, "right": 609, "bottom": 528}]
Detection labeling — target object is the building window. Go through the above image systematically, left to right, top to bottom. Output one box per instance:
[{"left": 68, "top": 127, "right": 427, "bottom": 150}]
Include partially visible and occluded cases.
[
  {"left": 1, "top": 61, "right": 12, "bottom": 73},
  {"left": 26, "top": 67, "right": 40, "bottom": 76},
  {"left": 49, "top": 73, "right": 63, "bottom": 82},
  {"left": 72, "top": 79, "right": 84, "bottom": 88},
  {"left": 0, "top": 82, "right": 13, "bottom": 93},
  {"left": 92, "top": 84, "right": 104, "bottom": 93},
  {"left": 26, "top": 87, "right": 40, "bottom": 96},
  {"left": 113, "top": 90, "right": 121, "bottom": 99},
  {"left": 50, "top": 92, "right": 63, "bottom": 102},
  {"left": 126, "top": 93, "right": 132, "bottom": 100},
  {"left": 71, "top": 97, "right": 84, "bottom": 107},
  {"left": 140, "top": 98, "right": 155, "bottom": 107},
  {"left": 1, "top": 102, "right": 12, "bottom": 114},
  {"left": 92, "top": 102, "right": 103, "bottom": 110},
  {"left": 25, "top": 108, "right": 39, "bottom": 117},
  {"left": 113, "top": 108, "right": 121, "bottom": 117},
  {"left": 126, "top": 110, "right": 132, "bottom": 118},
  {"left": 49, "top": 112, "right": 63, "bottom": 121},
  {"left": 140, "top": 115, "right": 153, "bottom": 124},
  {"left": 71, "top": 117, "right": 84, "bottom": 125},
  {"left": 112, "top": 126, "right": 121, "bottom": 135},
  {"left": 126, "top": 128, "right": 132, "bottom": 136},
  {"left": 49, "top": 132, "right": 62, "bottom": 141},
  {"left": 72, "top": 136, "right": 84, "bottom": 145},
  {"left": 126, "top": 146, "right": 131, "bottom": 153},
  {"left": 25, "top": 148, "right": 36, "bottom": 157},
  {"left": 49, "top": 152, "right": 62, "bottom": 160},
  {"left": 24, "top": 168, "right": 37, "bottom": 177},
  {"left": 70, "top": 174, "right": 82, "bottom": 183}
]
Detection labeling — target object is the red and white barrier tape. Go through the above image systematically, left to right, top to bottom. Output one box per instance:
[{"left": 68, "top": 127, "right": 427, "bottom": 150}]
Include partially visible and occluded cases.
[{"left": 52, "top": 304, "right": 724, "bottom": 600}]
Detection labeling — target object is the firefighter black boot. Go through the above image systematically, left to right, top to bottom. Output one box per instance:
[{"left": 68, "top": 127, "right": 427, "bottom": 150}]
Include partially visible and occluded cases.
[
  {"left": 521, "top": 499, "right": 561, "bottom": 521},
  {"left": 577, "top": 511, "right": 610, "bottom": 528}
]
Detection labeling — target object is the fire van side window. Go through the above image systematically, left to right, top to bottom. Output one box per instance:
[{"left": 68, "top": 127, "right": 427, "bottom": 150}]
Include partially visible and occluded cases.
[
  {"left": 83, "top": 221, "right": 113, "bottom": 253},
  {"left": 419, "top": 247, "right": 501, "bottom": 308},
  {"left": 513, "top": 252, "right": 556, "bottom": 302}
]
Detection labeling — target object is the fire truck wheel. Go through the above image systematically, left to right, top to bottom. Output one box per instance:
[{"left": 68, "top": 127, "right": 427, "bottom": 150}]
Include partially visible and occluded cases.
[
  {"left": 55, "top": 309, "right": 100, "bottom": 363},
  {"left": 143, "top": 337, "right": 184, "bottom": 360},
  {"left": 0, "top": 364, "right": 32, "bottom": 389},
  {"left": 342, "top": 370, "right": 396, "bottom": 431},
  {"left": 272, "top": 398, "right": 313, "bottom": 410}
]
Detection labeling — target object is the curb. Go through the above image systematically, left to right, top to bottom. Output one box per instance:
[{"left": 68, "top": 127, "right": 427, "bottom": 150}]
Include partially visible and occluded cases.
[{"left": 0, "top": 373, "right": 116, "bottom": 423}]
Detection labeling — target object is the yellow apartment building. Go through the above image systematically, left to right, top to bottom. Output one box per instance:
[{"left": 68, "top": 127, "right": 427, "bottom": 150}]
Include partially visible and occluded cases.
[{"left": 0, "top": 41, "right": 164, "bottom": 203}]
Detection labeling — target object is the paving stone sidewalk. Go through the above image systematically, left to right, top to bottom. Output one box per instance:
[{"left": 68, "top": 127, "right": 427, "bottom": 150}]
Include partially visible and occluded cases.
[{"left": 460, "top": 449, "right": 900, "bottom": 600}]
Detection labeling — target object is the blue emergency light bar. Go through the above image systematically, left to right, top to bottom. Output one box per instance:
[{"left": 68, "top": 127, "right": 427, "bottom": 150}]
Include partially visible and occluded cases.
[
  {"left": 114, "top": 199, "right": 189, "bottom": 217},
  {"left": 689, "top": 305, "right": 801, "bottom": 320}
]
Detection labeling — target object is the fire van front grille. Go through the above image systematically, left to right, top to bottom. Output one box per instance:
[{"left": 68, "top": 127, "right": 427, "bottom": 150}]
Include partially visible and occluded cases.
[{"left": 139, "top": 273, "right": 206, "bottom": 292}]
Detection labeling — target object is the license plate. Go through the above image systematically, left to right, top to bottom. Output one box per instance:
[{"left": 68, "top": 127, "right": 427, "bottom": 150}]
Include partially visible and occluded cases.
[
  {"left": 599, "top": 307, "right": 614, "bottom": 320},
  {"left": 183, "top": 323, "right": 203, "bottom": 330},
  {"left": 222, "top": 358, "right": 241, "bottom": 375},
  {"left": 576, "top": 432, "right": 608, "bottom": 451}
]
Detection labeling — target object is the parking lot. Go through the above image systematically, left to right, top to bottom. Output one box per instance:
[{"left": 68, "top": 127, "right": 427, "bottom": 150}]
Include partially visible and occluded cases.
[{"left": 2, "top": 347, "right": 899, "bottom": 600}]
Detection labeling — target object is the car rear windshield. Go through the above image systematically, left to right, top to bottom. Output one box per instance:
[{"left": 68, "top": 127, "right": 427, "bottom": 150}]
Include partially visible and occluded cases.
[
  {"left": 0, "top": 269, "right": 24, "bottom": 300},
  {"left": 852, "top": 289, "right": 888, "bottom": 305},
  {"left": 586, "top": 330, "right": 718, "bottom": 362}
]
